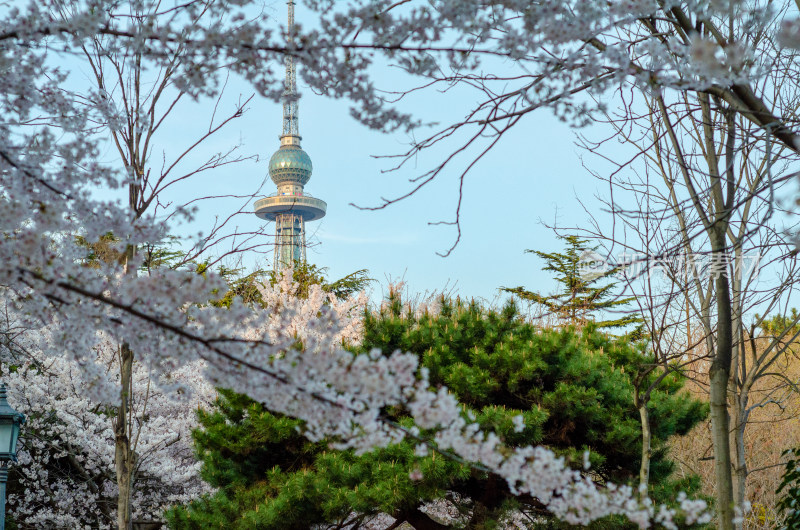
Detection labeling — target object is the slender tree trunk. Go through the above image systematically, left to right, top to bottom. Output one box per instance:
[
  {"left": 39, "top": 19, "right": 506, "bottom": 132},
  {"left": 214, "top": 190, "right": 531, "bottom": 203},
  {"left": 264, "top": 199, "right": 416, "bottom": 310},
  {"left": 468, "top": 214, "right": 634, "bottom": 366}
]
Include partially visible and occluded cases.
[
  {"left": 709, "top": 233, "right": 735, "bottom": 530},
  {"left": 115, "top": 239, "right": 137, "bottom": 529},
  {"left": 730, "top": 247, "right": 747, "bottom": 524},
  {"left": 115, "top": 342, "right": 135, "bottom": 530},
  {"left": 731, "top": 392, "right": 748, "bottom": 523},
  {"left": 638, "top": 400, "right": 651, "bottom": 497}
]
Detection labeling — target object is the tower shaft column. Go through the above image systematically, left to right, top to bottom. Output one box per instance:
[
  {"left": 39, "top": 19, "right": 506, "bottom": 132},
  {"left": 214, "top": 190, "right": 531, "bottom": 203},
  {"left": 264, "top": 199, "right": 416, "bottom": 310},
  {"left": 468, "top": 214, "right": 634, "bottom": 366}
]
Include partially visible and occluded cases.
[{"left": 274, "top": 212, "right": 307, "bottom": 271}]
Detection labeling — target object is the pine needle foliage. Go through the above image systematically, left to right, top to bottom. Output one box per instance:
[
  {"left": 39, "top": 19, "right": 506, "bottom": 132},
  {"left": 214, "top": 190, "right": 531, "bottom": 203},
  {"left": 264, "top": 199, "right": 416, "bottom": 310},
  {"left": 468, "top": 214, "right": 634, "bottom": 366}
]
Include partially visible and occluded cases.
[
  {"left": 503, "top": 235, "right": 642, "bottom": 330},
  {"left": 268, "top": 261, "right": 372, "bottom": 300},
  {"left": 166, "top": 292, "right": 705, "bottom": 529},
  {"left": 363, "top": 293, "right": 704, "bottom": 487},
  {"left": 758, "top": 308, "right": 800, "bottom": 338},
  {"left": 166, "top": 389, "right": 465, "bottom": 529},
  {"left": 777, "top": 446, "right": 800, "bottom": 530}
]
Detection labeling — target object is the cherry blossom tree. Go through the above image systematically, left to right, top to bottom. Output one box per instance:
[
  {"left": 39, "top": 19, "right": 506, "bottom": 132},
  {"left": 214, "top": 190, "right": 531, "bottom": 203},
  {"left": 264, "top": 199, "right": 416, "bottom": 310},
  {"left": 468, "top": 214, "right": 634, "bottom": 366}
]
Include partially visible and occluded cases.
[
  {"left": 24, "top": 1, "right": 268, "bottom": 524},
  {"left": 0, "top": 307, "right": 215, "bottom": 528}
]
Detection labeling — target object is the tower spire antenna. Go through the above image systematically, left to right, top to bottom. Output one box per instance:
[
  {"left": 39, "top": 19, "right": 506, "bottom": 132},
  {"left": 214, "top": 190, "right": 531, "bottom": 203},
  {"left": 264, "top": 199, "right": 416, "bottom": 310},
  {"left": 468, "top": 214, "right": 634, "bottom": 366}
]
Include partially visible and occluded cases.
[{"left": 282, "top": 0, "right": 299, "bottom": 140}]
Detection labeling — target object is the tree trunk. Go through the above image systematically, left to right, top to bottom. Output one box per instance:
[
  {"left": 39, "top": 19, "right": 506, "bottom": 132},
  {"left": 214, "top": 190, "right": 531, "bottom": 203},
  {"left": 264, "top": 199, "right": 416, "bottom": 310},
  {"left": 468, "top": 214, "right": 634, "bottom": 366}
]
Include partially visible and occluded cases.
[
  {"left": 709, "top": 236, "right": 735, "bottom": 530},
  {"left": 116, "top": 241, "right": 137, "bottom": 530},
  {"left": 729, "top": 246, "right": 748, "bottom": 524},
  {"left": 115, "top": 342, "right": 135, "bottom": 530},
  {"left": 731, "top": 391, "right": 748, "bottom": 525},
  {"left": 638, "top": 401, "right": 651, "bottom": 498}
]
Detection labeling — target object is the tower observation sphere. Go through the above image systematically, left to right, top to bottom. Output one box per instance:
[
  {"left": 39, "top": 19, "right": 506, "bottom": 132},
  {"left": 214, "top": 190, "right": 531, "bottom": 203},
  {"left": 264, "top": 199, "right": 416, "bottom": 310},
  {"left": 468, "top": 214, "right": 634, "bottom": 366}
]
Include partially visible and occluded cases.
[{"left": 254, "top": 1, "right": 326, "bottom": 272}]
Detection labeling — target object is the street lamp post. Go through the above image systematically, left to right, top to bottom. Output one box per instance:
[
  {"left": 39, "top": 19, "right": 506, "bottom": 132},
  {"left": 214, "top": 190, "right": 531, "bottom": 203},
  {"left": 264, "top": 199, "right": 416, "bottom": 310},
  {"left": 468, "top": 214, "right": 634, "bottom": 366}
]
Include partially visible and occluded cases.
[{"left": 0, "top": 384, "right": 25, "bottom": 530}]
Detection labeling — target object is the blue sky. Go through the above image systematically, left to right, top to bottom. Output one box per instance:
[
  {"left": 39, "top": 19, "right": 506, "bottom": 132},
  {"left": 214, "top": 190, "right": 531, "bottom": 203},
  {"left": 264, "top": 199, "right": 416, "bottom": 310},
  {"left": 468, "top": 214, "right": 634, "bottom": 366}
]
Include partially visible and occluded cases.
[
  {"left": 68, "top": 0, "right": 606, "bottom": 304},
  {"left": 70, "top": 0, "right": 797, "bottom": 311},
  {"left": 149, "top": 73, "right": 608, "bottom": 303},
  {"left": 150, "top": 74, "right": 798, "bottom": 313}
]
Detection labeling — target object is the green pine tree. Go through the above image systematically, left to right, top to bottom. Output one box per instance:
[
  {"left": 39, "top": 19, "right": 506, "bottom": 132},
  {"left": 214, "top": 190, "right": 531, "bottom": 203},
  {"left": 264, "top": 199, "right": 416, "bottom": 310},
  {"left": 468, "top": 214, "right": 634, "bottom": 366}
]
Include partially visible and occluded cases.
[
  {"left": 503, "top": 234, "right": 642, "bottom": 330},
  {"left": 268, "top": 261, "right": 372, "bottom": 300},
  {"left": 167, "top": 289, "right": 705, "bottom": 529},
  {"left": 758, "top": 308, "right": 800, "bottom": 338},
  {"left": 777, "top": 446, "right": 800, "bottom": 530}
]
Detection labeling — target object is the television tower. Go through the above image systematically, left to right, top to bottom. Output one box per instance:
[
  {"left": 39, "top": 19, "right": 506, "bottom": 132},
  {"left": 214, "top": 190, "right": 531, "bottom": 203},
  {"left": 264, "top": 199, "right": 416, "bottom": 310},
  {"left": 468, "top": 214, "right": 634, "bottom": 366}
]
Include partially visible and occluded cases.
[{"left": 254, "top": 0, "right": 326, "bottom": 272}]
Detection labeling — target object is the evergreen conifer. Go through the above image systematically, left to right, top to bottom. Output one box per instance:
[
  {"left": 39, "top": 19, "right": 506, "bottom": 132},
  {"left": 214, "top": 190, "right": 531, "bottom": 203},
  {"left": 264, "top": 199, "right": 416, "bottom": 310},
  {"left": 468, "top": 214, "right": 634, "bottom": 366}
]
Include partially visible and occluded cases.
[
  {"left": 503, "top": 235, "right": 642, "bottom": 330},
  {"left": 167, "top": 289, "right": 705, "bottom": 529}
]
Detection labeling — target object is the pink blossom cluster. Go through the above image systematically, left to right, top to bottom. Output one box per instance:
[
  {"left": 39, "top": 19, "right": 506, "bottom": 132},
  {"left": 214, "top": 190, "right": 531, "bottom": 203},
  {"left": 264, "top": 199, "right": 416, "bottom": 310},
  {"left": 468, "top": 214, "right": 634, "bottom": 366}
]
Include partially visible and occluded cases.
[{"left": 0, "top": 320, "right": 215, "bottom": 527}]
